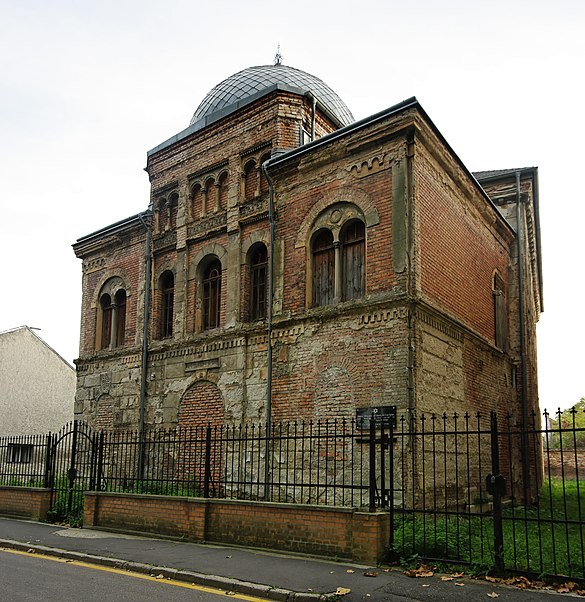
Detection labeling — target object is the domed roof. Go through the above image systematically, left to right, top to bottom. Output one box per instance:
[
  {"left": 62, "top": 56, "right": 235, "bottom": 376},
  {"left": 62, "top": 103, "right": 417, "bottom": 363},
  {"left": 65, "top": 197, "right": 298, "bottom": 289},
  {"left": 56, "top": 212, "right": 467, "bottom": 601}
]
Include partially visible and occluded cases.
[{"left": 190, "top": 64, "right": 354, "bottom": 128}]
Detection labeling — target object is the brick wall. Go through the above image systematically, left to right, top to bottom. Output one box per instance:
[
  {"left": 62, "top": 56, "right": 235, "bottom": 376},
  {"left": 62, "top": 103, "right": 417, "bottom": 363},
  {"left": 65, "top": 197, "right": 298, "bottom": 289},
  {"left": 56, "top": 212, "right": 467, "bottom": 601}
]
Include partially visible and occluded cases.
[
  {"left": 0, "top": 486, "right": 51, "bottom": 520},
  {"left": 84, "top": 492, "right": 390, "bottom": 564}
]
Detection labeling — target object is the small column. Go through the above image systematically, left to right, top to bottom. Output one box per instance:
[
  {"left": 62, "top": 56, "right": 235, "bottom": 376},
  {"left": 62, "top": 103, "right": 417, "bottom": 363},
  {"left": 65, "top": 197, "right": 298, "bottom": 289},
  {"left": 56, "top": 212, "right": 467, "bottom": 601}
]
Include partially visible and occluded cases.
[
  {"left": 214, "top": 182, "right": 221, "bottom": 213},
  {"left": 201, "top": 188, "right": 208, "bottom": 218},
  {"left": 334, "top": 241, "right": 342, "bottom": 302},
  {"left": 109, "top": 301, "right": 118, "bottom": 348}
]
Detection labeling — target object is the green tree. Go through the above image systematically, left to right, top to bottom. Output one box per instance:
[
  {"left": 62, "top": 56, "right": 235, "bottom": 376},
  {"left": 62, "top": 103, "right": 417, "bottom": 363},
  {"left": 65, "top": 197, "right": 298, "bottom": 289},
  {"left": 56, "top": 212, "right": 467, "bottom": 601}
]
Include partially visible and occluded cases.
[{"left": 549, "top": 398, "right": 585, "bottom": 448}]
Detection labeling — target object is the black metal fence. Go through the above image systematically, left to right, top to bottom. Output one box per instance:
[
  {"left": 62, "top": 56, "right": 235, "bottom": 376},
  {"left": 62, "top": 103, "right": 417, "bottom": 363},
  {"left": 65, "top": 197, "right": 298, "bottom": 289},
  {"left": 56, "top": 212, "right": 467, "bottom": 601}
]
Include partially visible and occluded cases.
[
  {"left": 1, "top": 408, "right": 584, "bottom": 580},
  {"left": 391, "top": 408, "right": 585, "bottom": 581}
]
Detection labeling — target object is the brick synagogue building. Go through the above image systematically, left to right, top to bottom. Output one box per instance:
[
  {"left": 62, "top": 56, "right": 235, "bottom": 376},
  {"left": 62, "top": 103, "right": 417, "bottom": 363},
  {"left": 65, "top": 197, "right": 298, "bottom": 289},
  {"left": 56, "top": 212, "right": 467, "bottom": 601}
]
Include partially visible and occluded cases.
[{"left": 72, "top": 61, "right": 543, "bottom": 446}]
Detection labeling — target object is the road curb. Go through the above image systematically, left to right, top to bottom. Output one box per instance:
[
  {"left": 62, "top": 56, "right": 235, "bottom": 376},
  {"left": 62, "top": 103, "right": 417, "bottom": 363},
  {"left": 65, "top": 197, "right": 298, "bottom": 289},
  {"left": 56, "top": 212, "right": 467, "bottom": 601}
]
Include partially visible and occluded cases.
[{"left": 0, "top": 539, "right": 331, "bottom": 602}]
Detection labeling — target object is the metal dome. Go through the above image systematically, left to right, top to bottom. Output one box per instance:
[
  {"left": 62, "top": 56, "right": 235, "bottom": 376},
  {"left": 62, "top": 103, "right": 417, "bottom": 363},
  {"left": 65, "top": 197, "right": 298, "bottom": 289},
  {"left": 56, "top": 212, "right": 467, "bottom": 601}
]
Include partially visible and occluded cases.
[{"left": 190, "top": 64, "right": 354, "bottom": 127}]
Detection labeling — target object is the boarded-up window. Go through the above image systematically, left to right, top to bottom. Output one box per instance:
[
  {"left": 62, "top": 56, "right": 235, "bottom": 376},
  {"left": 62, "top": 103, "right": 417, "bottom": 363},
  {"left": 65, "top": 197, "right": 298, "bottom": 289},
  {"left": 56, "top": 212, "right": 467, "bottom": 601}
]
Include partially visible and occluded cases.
[
  {"left": 341, "top": 221, "right": 365, "bottom": 301},
  {"left": 312, "top": 230, "right": 335, "bottom": 307},
  {"left": 250, "top": 244, "right": 268, "bottom": 321},
  {"left": 203, "top": 259, "right": 222, "bottom": 329},
  {"left": 161, "top": 271, "right": 174, "bottom": 338},
  {"left": 493, "top": 273, "right": 508, "bottom": 350},
  {"left": 114, "top": 289, "right": 126, "bottom": 347},
  {"left": 100, "top": 294, "right": 112, "bottom": 350}
]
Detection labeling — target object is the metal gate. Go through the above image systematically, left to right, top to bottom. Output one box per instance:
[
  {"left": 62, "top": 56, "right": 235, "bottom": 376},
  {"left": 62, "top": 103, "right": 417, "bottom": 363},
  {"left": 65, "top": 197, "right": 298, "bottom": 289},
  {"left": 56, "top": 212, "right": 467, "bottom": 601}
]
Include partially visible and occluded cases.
[{"left": 46, "top": 421, "right": 99, "bottom": 520}]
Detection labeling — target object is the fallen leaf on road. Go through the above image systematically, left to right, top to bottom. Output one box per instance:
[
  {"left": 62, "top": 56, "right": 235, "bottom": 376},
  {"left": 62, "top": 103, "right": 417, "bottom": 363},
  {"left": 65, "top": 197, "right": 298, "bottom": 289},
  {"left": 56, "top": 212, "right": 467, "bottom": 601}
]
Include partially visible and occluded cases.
[
  {"left": 27, "top": 549, "right": 35, "bottom": 554},
  {"left": 225, "top": 555, "right": 232, "bottom": 558},
  {"left": 404, "top": 564, "right": 434, "bottom": 578},
  {"left": 383, "top": 568, "right": 391, "bottom": 573},
  {"left": 346, "top": 569, "right": 355, "bottom": 573},
  {"left": 330, "top": 571, "right": 335, "bottom": 574},
  {"left": 363, "top": 571, "right": 377, "bottom": 578},
  {"left": 451, "top": 572, "right": 464, "bottom": 578},
  {"left": 155, "top": 574, "right": 164, "bottom": 579},
  {"left": 440, "top": 576, "right": 454, "bottom": 581},
  {"left": 455, "top": 582, "right": 465, "bottom": 587},
  {"left": 422, "top": 584, "right": 430, "bottom": 588},
  {"left": 335, "top": 587, "right": 351, "bottom": 596},
  {"left": 225, "top": 591, "right": 236, "bottom": 596},
  {"left": 487, "top": 593, "right": 499, "bottom": 599}
]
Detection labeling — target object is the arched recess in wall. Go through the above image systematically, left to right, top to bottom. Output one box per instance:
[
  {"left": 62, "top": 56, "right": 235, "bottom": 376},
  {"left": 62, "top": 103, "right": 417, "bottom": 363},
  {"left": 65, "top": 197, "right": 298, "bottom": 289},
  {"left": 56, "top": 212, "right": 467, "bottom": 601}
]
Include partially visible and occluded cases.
[
  {"left": 313, "top": 366, "right": 354, "bottom": 421},
  {"left": 178, "top": 380, "right": 225, "bottom": 429},
  {"left": 95, "top": 394, "right": 114, "bottom": 430}
]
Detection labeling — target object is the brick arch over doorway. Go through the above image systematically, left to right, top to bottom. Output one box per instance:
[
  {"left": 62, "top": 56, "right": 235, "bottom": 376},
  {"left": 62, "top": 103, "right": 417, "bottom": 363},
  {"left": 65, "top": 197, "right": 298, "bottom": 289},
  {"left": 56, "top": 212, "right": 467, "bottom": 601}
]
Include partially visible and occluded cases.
[{"left": 178, "top": 380, "right": 224, "bottom": 429}]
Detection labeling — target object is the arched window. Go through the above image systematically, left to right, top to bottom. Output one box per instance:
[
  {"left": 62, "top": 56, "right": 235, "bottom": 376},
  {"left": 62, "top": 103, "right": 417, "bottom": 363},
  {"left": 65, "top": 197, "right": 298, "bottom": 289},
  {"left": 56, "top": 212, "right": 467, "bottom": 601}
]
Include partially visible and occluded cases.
[
  {"left": 243, "top": 160, "right": 257, "bottom": 200},
  {"left": 218, "top": 172, "right": 228, "bottom": 211},
  {"left": 205, "top": 179, "right": 216, "bottom": 215},
  {"left": 191, "top": 184, "right": 202, "bottom": 220},
  {"left": 168, "top": 193, "right": 179, "bottom": 229},
  {"left": 157, "top": 200, "right": 166, "bottom": 234},
  {"left": 341, "top": 220, "right": 365, "bottom": 301},
  {"left": 312, "top": 230, "right": 335, "bottom": 307},
  {"left": 249, "top": 244, "right": 268, "bottom": 321},
  {"left": 203, "top": 259, "right": 222, "bottom": 329},
  {"left": 160, "top": 271, "right": 174, "bottom": 338},
  {"left": 97, "top": 284, "right": 127, "bottom": 350},
  {"left": 114, "top": 289, "right": 126, "bottom": 347},
  {"left": 99, "top": 294, "right": 112, "bottom": 350}
]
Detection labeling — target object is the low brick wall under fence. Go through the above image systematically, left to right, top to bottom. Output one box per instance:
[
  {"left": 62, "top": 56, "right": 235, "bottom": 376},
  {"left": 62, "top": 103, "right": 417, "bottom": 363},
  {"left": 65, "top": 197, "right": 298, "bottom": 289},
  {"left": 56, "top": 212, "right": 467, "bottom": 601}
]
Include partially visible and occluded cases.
[
  {"left": 0, "top": 486, "right": 51, "bottom": 521},
  {"left": 84, "top": 492, "right": 390, "bottom": 564}
]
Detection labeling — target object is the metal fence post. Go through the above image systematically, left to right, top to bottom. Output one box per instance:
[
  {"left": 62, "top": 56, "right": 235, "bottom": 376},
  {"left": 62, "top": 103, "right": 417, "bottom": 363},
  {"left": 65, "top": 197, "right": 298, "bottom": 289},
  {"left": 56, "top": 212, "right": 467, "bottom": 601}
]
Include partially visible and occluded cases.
[
  {"left": 490, "top": 411, "right": 505, "bottom": 574},
  {"left": 369, "top": 418, "right": 376, "bottom": 512},
  {"left": 203, "top": 425, "right": 212, "bottom": 499},
  {"left": 96, "top": 431, "right": 105, "bottom": 492},
  {"left": 43, "top": 433, "right": 53, "bottom": 489}
]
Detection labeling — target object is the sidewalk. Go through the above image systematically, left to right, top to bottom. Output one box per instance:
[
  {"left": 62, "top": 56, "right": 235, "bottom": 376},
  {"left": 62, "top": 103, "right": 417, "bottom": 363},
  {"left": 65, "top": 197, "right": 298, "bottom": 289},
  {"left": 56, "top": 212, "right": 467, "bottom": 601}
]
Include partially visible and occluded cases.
[{"left": 0, "top": 517, "right": 568, "bottom": 601}]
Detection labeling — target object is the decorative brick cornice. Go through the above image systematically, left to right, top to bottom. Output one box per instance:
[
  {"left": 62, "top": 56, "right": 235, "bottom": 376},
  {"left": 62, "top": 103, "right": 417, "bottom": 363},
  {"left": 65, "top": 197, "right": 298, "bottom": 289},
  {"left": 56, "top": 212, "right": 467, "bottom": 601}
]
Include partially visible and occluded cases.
[
  {"left": 240, "top": 140, "right": 272, "bottom": 158},
  {"left": 187, "top": 160, "right": 229, "bottom": 182},
  {"left": 152, "top": 181, "right": 179, "bottom": 197},
  {"left": 82, "top": 257, "right": 106, "bottom": 274},
  {"left": 359, "top": 307, "right": 408, "bottom": 326},
  {"left": 416, "top": 307, "right": 464, "bottom": 342}
]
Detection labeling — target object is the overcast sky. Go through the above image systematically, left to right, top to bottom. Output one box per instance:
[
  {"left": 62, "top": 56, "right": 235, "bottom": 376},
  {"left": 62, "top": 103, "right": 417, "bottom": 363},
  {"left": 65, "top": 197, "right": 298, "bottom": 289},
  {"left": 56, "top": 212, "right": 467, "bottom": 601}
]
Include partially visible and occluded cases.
[{"left": 0, "top": 0, "right": 582, "bottom": 412}]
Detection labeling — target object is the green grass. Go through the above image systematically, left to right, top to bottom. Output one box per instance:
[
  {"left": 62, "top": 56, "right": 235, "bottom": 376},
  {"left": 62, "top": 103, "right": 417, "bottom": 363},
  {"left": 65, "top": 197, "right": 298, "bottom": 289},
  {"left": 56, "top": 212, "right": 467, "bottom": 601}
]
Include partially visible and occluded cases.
[{"left": 391, "top": 479, "right": 585, "bottom": 579}]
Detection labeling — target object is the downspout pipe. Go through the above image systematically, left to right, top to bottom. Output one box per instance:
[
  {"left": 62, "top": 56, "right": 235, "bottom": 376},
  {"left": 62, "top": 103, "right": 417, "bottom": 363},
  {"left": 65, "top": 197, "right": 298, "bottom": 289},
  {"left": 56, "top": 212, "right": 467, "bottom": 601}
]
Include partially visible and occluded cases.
[
  {"left": 261, "top": 160, "right": 276, "bottom": 501},
  {"left": 515, "top": 172, "right": 530, "bottom": 496},
  {"left": 138, "top": 211, "right": 152, "bottom": 481}
]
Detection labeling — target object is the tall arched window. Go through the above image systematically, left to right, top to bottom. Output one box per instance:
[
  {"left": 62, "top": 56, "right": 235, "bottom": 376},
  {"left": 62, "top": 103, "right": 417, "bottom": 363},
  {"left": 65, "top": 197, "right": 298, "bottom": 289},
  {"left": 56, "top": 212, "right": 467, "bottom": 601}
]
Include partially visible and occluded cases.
[
  {"left": 243, "top": 160, "right": 257, "bottom": 200},
  {"left": 218, "top": 172, "right": 228, "bottom": 211},
  {"left": 205, "top": 179, "right": 216, "bottom": 215},
  {"left": 191, "top": 184, "right": 202, "bottom": 220},
  {"left": 341, "top": 220, "right": 365, "bottom": 301},
  {"left": 312, "top": 230, "right": 335, "bottom": 307},
  {"left": 249, "top": 244, "right": 268, "bottom": 321},
  {"left": 203, "top": 259, "right": 222, "bottom": 329},
  {"left": 160, "top": 271, "right": 174, "bottom": 338},
  {"left": 96, "top": 278, "right": 129, "bottom": 351},
  {"left": 114, "top": 289, "right": 126, "bottom": 347},
  {"left": 99, "top": 294, "right": 112, "bottom": 350}
]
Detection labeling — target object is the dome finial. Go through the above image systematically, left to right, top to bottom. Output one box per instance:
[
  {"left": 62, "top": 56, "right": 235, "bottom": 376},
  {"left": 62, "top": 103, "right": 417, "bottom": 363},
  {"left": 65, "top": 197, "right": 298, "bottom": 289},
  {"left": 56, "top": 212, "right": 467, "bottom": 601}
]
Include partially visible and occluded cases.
[{"left": 274, "top": 43, "right": 283, "bottom": 66}]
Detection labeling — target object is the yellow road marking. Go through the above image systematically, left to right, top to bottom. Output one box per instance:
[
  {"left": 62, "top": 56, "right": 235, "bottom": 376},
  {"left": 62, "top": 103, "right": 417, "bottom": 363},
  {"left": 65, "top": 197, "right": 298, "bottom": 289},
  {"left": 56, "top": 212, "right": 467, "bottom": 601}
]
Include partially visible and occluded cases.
[{"left": 0, "top": 548, "right": 271, "bottom": 601}]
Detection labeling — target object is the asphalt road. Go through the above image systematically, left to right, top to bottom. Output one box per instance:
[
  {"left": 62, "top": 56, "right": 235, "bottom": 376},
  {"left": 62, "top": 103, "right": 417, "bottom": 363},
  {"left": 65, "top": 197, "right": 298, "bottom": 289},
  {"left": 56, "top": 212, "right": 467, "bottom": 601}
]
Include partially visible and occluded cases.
[{"left": 0, "top": 549, "right": 269, "bottom": 602}]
